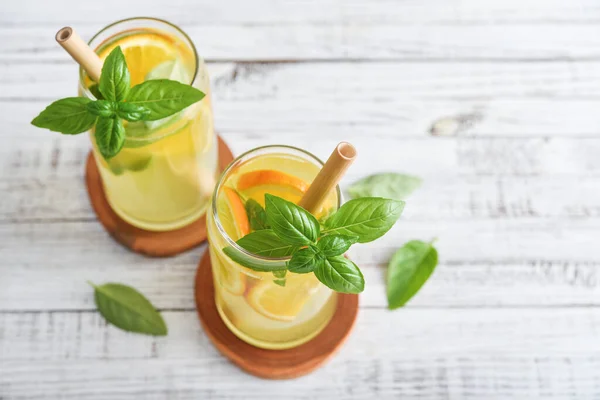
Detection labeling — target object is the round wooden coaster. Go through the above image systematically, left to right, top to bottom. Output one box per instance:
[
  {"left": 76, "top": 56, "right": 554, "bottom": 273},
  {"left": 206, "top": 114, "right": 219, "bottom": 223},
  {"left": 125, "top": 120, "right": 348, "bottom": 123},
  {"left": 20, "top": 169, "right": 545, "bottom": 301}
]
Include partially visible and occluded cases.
[
  {"left": 85, "top": 136, "right": 234, "bottom": 257},
  {"left": 194, "top": 250, "right": 359, "bottom": 379}
]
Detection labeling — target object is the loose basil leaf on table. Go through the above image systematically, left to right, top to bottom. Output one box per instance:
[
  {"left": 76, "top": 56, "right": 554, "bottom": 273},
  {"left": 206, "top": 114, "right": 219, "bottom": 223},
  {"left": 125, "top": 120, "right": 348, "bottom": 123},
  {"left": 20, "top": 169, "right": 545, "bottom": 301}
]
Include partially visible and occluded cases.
[
  {"left": 98, "top": 46, "right": 130, "bottom": 102},
  {"left": 127, "top": 79, "right": 205, "bottom": 121},
  {"left": 31, "top": 97, "right": 97, "bottom": 134},
  {"left": 95, "top": 117, "right": 125, "bottom": 159},
  {"left": 349, "top": 173, "right": 421, "bottom": 201},
  {"left": 265, "top": 194, "right": 320, "bottom": 245},
  {"left": 323, "top": 198, "right": 404, "bottom": 243},
  {"left": 236, "top": 229, "right": 296, "bottom": 258},
  {"left": 317, "top": 235, "right": 358, "bottom": 257},
  {"left": 387, "top": 240, "right": 438, "bottom": 309},
  {"left": 314, "top": 255, "right": 365, "bottom": 294},
  {"left": 89, "top": 282, "right": 167, "bottom": 336}
]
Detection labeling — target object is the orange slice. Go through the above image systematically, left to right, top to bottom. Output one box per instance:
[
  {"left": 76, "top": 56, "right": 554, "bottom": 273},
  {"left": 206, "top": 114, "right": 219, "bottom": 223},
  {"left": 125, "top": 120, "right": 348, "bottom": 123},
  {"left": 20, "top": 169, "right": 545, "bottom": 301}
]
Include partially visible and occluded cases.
[
  {"left": 236, "top": 170, "right": 309, "bottom": 193},
  {"left": 222, "top": 187, "right": 250, "bottom": 239},
  {"left": 246, "top": 276, "right": 320, "bottom": 322}
]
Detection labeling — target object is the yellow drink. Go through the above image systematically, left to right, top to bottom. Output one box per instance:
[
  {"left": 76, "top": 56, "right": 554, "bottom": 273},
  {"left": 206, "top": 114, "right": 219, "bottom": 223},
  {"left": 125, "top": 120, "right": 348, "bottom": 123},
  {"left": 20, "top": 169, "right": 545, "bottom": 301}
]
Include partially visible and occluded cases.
[
  {"left": 80, "top": 18, "right": 217, "bottom": 231},
  {"left": 206, "top": 146, "right": 340, "bottom": 350}
]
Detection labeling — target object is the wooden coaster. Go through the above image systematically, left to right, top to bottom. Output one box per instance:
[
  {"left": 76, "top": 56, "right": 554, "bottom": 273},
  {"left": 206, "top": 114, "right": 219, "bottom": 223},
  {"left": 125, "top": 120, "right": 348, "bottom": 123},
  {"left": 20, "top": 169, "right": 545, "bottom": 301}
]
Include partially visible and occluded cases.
[
  {"left": 85, "top": 136, "right": 234, "bottom": 257},
  {"left": 194, "top": 250, "right": 359, "bottom": 379}
]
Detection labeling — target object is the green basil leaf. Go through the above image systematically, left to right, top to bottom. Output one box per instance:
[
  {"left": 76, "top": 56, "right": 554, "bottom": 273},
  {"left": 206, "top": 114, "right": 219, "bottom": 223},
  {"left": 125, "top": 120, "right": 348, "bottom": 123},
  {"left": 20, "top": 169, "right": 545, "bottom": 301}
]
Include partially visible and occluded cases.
[
  {"left": 99, "top": 46, "right": 130, "bottom": 102},
  {"left": 127, "top": 79, "right": 205, "bottom": 121},
  {"left": 88, "top": 84, "right": 104, "bottom": 100},
  {"left": 31, "top": 97, "right": 96, "bottom": 134},
  {"left": 86, "top": 100, "right": 117, "bottom": 118},
  {"left": 117, "top": 102, "right": 151, "bottom": 122},
  {"left": 95, "top": 117, "right": 125, "bottom": 159},
  {"left": 349, "top": 173, "right": 422, "bottom": 201},
  {"left": 265, "top": 194, "right": 320, "bottom": 245},
  {"left": 323, "top": 197, "right": 404, "bottom": 243},
  {"left": 245, "top": 199, "right": 269, "bottom": 231},
  {"left": 236, "top": 229, "right": 296, "bottom": 258},
  {"left": 317, "top": 235, "right": 358, "bottom": 257},
  {"left": 387, "top": 240, "right": 438, "bottom": 309},
  {"left": 222, "top": 246, "right": 287, "bottom": 272},
  {"left": 287, "top": 246, "right": 322, "bottom": 274},
  {"left": 314, "top": 255, "right": 365, "bottom": 294},
  {"left": 273, "top": 270, "right": 287, "bottom": 287},
  {"left": 90, "top": 282, "right": 167, "bottom": 336}
]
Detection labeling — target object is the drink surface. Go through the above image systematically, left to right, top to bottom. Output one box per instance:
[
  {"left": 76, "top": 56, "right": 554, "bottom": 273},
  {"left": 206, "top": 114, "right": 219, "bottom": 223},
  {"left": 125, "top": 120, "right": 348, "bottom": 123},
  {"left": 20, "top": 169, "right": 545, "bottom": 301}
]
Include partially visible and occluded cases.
[
  {"left": 85, "top": 27, "right": 217, "bottom": 231},
  {"left": 207, "top": 151, "right": 338, "bottom": 350}
]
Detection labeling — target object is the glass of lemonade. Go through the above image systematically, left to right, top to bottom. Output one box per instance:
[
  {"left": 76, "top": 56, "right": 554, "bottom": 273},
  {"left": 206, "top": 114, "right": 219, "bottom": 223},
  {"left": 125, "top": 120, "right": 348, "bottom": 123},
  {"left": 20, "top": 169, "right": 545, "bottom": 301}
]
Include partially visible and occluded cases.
[
  {"left": 79, "top": 18, "right": 218, "bottom": 231},
  {"left": 206, "top": 146, "right": 341, "bottom": 350}
]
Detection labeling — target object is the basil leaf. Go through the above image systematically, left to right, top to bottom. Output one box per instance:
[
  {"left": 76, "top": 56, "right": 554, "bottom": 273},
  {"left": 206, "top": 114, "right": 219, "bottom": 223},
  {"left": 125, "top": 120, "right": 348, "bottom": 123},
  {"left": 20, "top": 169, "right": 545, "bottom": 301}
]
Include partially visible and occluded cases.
[
  {"left": 99, "top": 46, "right": 130, "bottom": 102},
  {"left": 127, "top": 79, "right": 205, "bottom": 121},
  {"left": 88, "top": 84, "right": 104, "bottom": 100},
  {"left": 31, "top": 97, "right": 96, "bottom": 134},
  {"left": 86, "top": 100, "right": 117, "bottom": 118},
  {"left": 117, "top": 103, "right": 151, "bottom": 122},
  {"left": 95, "top": 117, "right": 125, "bottom": 159},
  {"left": 349, "top": 173, "right": 421, "bottom": 201},
  {"left": 265, "top": 194, "right": 320, "bottom": 245},
  {"left": 323, "top": 197, "right": 404, "bottom": 243},
  {"left": 245, "top": 199, "right": 269, "bottom": 231},
  {"left": 236, "top": 229, "right": 296, "bottom": 258},
  {"left": 317, "top": 235, "right": 358, "bottom": 257},
  {"left": 387, "top": 240, "right": 438, "bottom": 309},
  {"left": 222, "top": 246, "right": 287, "bottom": 272},
  {"left": 288, "top": 246, "right": 322, "bottom": 274},
  {"left": 314, "top": 256, "right": 365, "bottom": 294},
  {"left": 273, "top": 269, "right": 287, "bottom": 287},
  {"left": 90, "top": 282, "right": 167, "bottom": 336}
]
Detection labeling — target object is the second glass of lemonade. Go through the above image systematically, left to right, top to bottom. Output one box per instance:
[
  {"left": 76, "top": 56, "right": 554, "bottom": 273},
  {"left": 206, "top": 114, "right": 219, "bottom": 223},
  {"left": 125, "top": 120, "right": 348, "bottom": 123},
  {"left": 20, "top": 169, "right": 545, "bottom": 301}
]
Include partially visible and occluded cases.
[
  {"left": 80, "top": 18, "right": 218, "bottom": 231},
  {"left": 206, "top": 146, "right": 341, "bottom": 350}
]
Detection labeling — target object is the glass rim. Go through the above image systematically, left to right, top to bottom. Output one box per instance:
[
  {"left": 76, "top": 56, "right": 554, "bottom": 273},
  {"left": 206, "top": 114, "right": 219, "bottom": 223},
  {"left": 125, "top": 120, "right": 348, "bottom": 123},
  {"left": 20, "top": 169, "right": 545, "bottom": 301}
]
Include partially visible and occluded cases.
[
  {"left": 77, "top": 17, "right": 200, "bottom": 143},
  {"left": 212, "top": 144, "right": 343, "bottom": 263}
]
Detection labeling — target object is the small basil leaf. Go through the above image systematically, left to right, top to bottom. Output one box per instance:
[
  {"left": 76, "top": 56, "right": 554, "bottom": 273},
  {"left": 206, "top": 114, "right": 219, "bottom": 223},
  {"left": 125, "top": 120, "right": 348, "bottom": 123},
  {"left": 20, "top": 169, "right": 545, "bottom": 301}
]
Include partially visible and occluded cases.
[
  {"left": 99, "top": 46, "right": 130, "bottom": 102},
  {"left": 127, "top": 79, "right": 205, "bottom": 121},
  {"left": 88, "top": 84, "right": 104, "bottom": 100},
  {"left": 31, "top": 97, "right": 96, "bottom": 134},
  {"left": 86, "top": 100, "right": 117, "bottom": 118},
  {"left": 117, "top": 103, "right": 151, "bottom": 122},
  {"left": 95, "top": 117, "right": 125, "bottom": 159},
  {"left": 349, "top": 173, "right": 421, "bottom": 201},
  {"left": 265, "top": 194, "right": 320, "bottom": 245},
  {"left": 324, "top": 197, "right": 404, "bottom": 243},
  {"left": 245, "top": 199, "right": 269, "bottom": 231},
  {"left": 236, "top": 229, "right": 296, "bottom": 258},
  {"left": 317, "top": 235, "right": 358, "bottom": 257},
  {"left": 387, "top": 240, "right": 438, "bottom": 309},
  {"left": 222, "top": 246, "right": 287, "bottom": 272},
  {"left": 287, "top": 246, "right": 322, "bottom": 274},
  {"left": 314, "top": 256, "right": 365, "bottom": 294},
  {"left": 273, "top": 270, "right": 287, "bottom": 287},
  {"left": 89, "top": 282, "right": 167, "bottom": 336}
]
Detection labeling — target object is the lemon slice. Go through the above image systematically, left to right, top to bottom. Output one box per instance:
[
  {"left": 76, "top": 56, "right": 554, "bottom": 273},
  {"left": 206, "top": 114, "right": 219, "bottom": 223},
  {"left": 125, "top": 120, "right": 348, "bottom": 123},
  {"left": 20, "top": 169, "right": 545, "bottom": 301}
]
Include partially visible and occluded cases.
[
  {"left": 213, "top": 251, "right": 246, "bottom": 296},
  {"left": 246, "top": 276, "right": 320, "bottom": 322}
]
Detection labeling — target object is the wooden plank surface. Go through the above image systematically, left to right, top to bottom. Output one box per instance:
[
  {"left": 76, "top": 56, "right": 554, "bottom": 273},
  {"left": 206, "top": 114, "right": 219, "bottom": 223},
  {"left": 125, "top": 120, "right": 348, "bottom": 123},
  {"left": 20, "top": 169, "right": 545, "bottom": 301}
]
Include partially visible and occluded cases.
[{"left": 2, "top": 0, "right": 600, "bottom": 399}]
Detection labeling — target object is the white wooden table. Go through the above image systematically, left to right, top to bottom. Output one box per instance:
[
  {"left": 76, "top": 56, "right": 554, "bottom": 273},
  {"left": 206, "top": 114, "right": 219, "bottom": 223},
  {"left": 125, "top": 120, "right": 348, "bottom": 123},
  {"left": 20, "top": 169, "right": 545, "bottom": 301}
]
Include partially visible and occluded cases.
[{"left": 2, "top": 1, "right": 600, "bottom": 398}]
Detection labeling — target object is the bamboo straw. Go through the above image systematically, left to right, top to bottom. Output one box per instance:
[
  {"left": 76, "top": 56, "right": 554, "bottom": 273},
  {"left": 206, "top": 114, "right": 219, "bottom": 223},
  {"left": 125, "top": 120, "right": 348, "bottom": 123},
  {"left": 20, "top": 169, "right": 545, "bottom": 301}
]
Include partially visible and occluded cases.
[
  {"left": 55, "top": 27, "right": 102, "bottom": 82},
  {"left": 299, "top": 142, "right": 357, "bottom": 213}
]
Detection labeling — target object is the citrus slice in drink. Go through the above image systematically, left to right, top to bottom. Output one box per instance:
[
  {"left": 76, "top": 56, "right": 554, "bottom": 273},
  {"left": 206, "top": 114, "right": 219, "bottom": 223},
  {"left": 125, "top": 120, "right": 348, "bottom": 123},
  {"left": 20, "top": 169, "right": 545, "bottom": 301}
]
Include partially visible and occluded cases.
[
  {"left": 98, "top": 33, "right": 178, "bottom": 85},
  {"left": 237, "top": 170, "right": 309, "bottom": 193},
  {"left": 217, "top": 187, "right": 250, "bottom": 240},
  {"left": 213, "top": 251, "right": 246, "bottom": 295},
  {"left": 246, "top": 276, "right": 319, "bottom": 322}
]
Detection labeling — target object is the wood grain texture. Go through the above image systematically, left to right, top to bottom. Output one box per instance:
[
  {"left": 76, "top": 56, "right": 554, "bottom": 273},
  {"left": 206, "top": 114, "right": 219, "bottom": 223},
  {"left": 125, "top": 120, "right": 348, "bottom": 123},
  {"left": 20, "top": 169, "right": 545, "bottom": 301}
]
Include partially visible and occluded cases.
[{"left": 2, "top": 0, "right": 600, "bottom": 398}]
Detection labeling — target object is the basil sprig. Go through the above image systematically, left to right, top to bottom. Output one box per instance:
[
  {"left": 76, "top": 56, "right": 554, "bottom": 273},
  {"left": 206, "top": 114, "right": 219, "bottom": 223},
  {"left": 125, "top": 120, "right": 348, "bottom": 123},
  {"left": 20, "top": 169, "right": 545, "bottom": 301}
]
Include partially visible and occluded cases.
[
  {"left": 31, "top": 46, "right": 205, "bottom": 159},
  {"left": 223, "top": 194, "right": 404, "bottom": 294}
]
